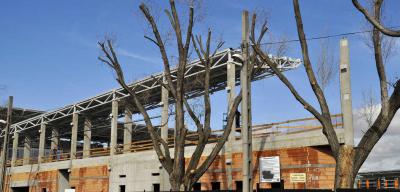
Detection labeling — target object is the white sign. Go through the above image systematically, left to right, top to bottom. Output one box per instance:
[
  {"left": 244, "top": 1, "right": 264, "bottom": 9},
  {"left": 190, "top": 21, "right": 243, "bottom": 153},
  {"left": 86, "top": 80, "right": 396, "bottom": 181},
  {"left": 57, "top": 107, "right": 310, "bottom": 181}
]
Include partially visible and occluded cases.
[
  {"left": 259, "top": 156, "right": 280, "bottom": 183},
  {"left": 290, "top": 173, "right": 306, "bottom": 183},
  {"left": 65, "top": 189, "right": 75, "bottom": 192}
]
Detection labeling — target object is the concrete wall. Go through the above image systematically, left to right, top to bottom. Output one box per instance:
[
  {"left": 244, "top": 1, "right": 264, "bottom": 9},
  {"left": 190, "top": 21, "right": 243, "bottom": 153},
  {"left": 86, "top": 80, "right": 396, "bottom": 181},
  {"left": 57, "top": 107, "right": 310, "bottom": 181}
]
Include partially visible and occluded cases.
[{"left": 5, "top": 129, "right": 344, "bottom": 191}]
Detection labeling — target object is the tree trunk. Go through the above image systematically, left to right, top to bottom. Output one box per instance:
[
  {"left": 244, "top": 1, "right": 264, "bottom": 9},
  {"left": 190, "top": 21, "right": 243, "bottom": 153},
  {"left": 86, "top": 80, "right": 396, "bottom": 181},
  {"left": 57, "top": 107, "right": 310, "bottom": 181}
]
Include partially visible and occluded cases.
[
  {"left": 335, "top": 145, "right": 356, "bottom": 189},
  {"left": 170, "top": 176, "right": 181, "bottom": 191}
]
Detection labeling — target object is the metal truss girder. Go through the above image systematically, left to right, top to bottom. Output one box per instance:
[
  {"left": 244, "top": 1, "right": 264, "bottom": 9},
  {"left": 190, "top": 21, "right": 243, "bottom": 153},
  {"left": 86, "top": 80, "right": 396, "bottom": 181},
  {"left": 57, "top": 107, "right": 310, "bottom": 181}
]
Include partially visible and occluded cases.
[{"left": 6, "top": 48, "right": 302, "bottom": 137}]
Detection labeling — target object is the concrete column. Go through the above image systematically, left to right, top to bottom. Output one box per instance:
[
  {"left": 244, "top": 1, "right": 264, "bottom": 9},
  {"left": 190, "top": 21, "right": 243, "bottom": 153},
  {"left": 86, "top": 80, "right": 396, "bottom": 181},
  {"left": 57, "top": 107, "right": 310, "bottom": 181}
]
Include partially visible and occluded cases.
[
  {"left": 241, "top": 10, "right": 253, "bottom": 192},
  {"left": 339, "top": 38, "right": 354, "bottom": 146},
  {"left": 225, "top": 52, "right": 236, "bottom": 190},
  {"left": 160, "top": 76, "right": 170, "bottom": 191},
  {"left": 110, "top": 99, "right": 118, "bottom": 155},
  {"left": 123, "top": 107, "right": 132, "bottom": 154},
  {"left": 70, "top": 111, "right": 79, "bottom": 160},
  {"left": 83, "top": 117, "right": 92, "bottom": 158},
  {"left": 38, "top": 121, "right": 47, "bottom": 164},
  {"left": 50, "top": 127, "right": 59, "bottom": 159},
  {"left": 11, "top": 132, "right": 19, "bottom": 167},
  {"left": 23, "top": 136, "right": 31, "bottom": 165}
]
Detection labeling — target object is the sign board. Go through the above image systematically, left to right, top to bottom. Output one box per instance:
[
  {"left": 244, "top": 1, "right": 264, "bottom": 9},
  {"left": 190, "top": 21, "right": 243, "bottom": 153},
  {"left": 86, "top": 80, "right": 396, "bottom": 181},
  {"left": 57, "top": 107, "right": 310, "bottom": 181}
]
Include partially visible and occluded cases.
[
  {"left": 259, "top": 156, "right": 280, "bottom": 183},
  {"left": 290, "top": 173, "right": 306, "bottom": 183},
  {"left": 65, "top": 189, "right": 75, "bottom": 192}
]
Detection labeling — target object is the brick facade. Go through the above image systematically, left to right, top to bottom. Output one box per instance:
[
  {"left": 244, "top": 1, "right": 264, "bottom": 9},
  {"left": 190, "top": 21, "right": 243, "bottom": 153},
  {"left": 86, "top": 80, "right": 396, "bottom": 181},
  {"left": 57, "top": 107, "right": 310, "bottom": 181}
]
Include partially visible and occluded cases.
[{"left": 6, "top": 146, "right": 335, "bottom": 191}]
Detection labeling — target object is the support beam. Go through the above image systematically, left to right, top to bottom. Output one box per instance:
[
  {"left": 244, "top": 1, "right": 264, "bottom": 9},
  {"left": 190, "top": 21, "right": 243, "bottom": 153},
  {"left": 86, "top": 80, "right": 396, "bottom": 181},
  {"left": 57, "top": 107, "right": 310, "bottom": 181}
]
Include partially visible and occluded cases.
[
  {"left": 241, "top": 10, "right": 253, "bottom": 192},
  {"left": 340, "top": 38, "right": 354, "bottom": 146},
  {"left": 225, "top": 52, "right": 236, "bottom": 190},
  {"left": 160, "top": 75, "right": 170, "bottom": 191},
  {"left": 110, "top": 99, "right": 118, "bottom": 156},
  {"left": 123, "top": 107, "right": 132, "bottom": 154},
  {"left": 70, "top": 111, "right": 79, "bottom": 160},
  {"left": 83, "top": 117, "right": 92, "bottom": 158},
  {"left": 38, "top": 120, "right": 46, "bottom": 164},
  {"left": 50, "top": 127, "right": 59, "bottom": 160},
  {"left": 11, "top": 132, "right": 19, "bottom": 167},
  {"left": 23, "top": 136, "right": 31, "bottom": 165}
]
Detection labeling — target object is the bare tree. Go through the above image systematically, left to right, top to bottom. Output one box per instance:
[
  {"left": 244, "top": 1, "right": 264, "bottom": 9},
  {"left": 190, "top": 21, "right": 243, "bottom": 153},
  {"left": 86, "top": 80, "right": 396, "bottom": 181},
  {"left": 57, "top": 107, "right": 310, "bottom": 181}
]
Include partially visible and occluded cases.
[
  {"left": 98, "top": 0, "right": 243, "bottom": 190},
  {"left": 250, "top": 0, "right": 400, "bottom": 188},
  {"left": 360, "top": 0, "right": 397, "bottom": 64},
  {"left": 316, "top": 40, "right": 337, "bottom": 90},
  {"left": 359, "top": 88, "right": 379, "bottom": 130}
]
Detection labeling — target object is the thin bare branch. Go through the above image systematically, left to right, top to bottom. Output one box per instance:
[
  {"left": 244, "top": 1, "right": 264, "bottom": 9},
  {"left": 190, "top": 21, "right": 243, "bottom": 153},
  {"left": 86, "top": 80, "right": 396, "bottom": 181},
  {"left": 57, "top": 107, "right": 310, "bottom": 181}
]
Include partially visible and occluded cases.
[{"left": 352, "top": 0, "right": 400, "bottom": 37}]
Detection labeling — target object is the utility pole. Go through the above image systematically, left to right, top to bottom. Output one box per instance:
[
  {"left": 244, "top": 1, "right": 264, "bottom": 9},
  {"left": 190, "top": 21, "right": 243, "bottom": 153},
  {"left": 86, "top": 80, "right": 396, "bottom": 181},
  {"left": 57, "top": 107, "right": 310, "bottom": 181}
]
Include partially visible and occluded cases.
[
  {"left": 241, "top": 10, "right": 252, "bottom": 192},
  {"left": 339, "top": 38, "right": 354, "bottom": 146},
  {"left": 0, "top": 96, "right": 13, "bottom": 192}
]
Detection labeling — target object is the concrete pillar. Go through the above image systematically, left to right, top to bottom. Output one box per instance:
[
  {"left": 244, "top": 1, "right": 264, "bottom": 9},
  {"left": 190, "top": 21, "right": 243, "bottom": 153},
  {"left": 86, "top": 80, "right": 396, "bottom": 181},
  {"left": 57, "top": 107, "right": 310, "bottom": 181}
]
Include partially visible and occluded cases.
[
  {"left": 241, "top": 10, "right": 253, "bottom": 192},
  {"left": 339, "top": 38, "right": 354, "bottom": 146},
  {"left": 225, "top": 52, "right": 236, "bottom": 190},
  {"left": 160, "top": 76, "right": 170, "bottom": 191},
  {"left": 110, "top": 99, "right": 118, "bottom": 155},
  {"left": 123, "top": 107, "right": 132, "bottom": 153},
  {"left": 70, "top": 111, "right": 79, "bottom": 160},
  {"left": 83, "top": 117, "right": 92, "bottom": 158},
  {"left": 38, "top": 121, "right": 47, "bottom": 164},
  {"left": 50, "top": 127, "right": 59, "bottom": 159},
  {"left": 11, "top": 132, "right": 19, "bottom": 167},
  {"left": 23, "top": 136, "right": 31, "bottom": 165}
]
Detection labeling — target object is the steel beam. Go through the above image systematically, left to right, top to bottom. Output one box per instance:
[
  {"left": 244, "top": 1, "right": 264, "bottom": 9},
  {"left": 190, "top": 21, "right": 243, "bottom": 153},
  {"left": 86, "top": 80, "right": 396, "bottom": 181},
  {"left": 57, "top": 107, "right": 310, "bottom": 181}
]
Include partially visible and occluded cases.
[{"left": 9, "top": 49, "right": 301, "bottom": 137}]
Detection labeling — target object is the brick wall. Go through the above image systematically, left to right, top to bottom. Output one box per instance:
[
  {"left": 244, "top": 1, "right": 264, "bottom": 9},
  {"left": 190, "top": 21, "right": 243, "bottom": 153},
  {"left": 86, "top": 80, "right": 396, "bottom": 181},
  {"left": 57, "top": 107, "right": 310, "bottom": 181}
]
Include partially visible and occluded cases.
[
  {"left": 198, "top": 146, "right": 336, "bottom": 190},
  {"left": 69, "top": 165, "right": 109, "bottom": 192}
]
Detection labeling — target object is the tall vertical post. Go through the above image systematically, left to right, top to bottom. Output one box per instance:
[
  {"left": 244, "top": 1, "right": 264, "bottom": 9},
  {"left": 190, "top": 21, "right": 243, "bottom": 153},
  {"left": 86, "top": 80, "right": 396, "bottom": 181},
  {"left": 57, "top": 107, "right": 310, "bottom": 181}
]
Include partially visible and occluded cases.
[
  {"left": 241, "top": 10, "right": 252, "bottom": 192},
  {"left": 339, "top": 38, "right": 354, "bottom": 146},
  {"left": 226, "top": 52, "right": 236, "bottom": 190},
  {"left": 160, "top": 75, "right": 170, "bottom": 191},
  {"left": 0, "top": 96, "right": 12, "bottom": 192},
  {"left": 110, "top": 98, "right": 118, "bottom": 156},
  {"left": 123, "top": 107, "right": 132, "bottom": 154},
  {"left": 70, "top": 109, "right": 79, "bottom": 160},
  {"left": 83, "top": 117, "right": 92, "bottom": 158},
  {"left": 38, "top": 119, "right": 47, "bottom": 164},
  {"left": 50, "top": 127, "right": 59, "bottom": 160},
  {"left": 11, "top": 132, "right": 19, "bottom": 167},
  {"left": 23, "top": 136, "right": 31, "bottom": 165}
]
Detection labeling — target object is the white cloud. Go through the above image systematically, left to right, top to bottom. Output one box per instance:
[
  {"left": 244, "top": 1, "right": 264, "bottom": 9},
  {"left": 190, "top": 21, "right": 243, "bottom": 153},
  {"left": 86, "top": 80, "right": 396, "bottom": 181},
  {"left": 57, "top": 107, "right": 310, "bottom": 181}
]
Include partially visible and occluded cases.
[
  {"left": 118, "top": 49, "right": 161, "bottom": 65},
  {"left": 353, "top": 104, "right": 400, "bottom": 172}
]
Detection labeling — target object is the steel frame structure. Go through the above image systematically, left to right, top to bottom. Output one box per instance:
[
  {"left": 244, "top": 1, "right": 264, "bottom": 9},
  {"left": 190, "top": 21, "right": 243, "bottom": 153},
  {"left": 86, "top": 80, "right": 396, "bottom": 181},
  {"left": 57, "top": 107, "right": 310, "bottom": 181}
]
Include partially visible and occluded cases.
[{"left": 7, "top": 48, "right": 301, "bottom": 136}]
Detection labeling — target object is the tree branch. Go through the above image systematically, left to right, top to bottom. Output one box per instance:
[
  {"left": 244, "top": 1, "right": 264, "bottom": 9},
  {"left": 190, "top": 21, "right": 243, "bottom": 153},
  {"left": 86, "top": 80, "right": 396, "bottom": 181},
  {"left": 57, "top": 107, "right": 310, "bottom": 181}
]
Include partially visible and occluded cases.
[
  {"left": 352, "top": 0, "right": 400, "bottom": 37},
  {"left": 371, "top": 0, "right": 389, "bottom": 116},
  {"left": 140, "top": 3, "right": 177, "bottom": 97},
  {"left": 250, "top": 9, "right": 340, "bottom": 157},
  {"left": 98, "top": 41, "right": 173, "bottom": 173},
  {"left": 354, "top": 79, "right": 400, "bottom": 171}
]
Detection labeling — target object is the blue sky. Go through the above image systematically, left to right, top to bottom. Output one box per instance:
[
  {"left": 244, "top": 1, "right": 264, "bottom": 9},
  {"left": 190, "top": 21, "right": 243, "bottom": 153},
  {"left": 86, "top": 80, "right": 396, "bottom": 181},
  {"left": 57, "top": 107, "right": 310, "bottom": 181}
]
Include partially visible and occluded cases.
[{"left": 1, "top": 1, "right": 399, "bottom": 171}]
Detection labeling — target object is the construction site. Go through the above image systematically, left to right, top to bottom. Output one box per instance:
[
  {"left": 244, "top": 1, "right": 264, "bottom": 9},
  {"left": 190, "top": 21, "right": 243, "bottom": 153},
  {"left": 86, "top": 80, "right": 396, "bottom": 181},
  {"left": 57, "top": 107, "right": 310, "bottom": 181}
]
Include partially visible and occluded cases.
[
  {"left": 3, "top": 0, "right": 400, "bottom": 192},
  {"left": 0, "top": 41, "right": 353, "bottom": 192}
]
